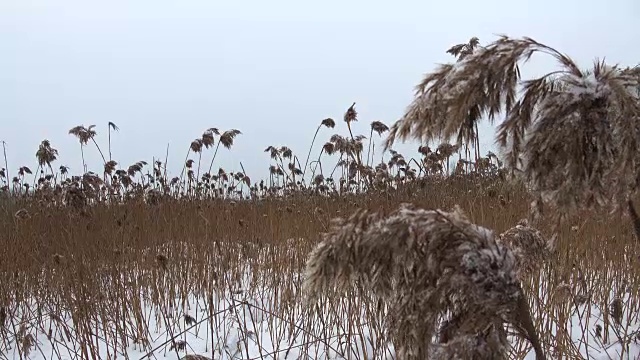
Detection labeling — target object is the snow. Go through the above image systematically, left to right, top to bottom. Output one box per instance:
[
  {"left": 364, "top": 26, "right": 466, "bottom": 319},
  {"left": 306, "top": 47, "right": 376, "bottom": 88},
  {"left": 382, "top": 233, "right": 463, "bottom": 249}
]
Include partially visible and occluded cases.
[
  {"left": 2, "top": 257, "right": 639, "bottom": 359},
  {"left": 2, "top": 277, "right": 395, "bottom": 360}
]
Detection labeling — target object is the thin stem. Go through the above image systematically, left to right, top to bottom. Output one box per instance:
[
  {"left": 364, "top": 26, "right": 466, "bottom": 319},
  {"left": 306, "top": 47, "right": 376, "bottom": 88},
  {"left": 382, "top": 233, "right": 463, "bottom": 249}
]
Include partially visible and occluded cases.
[
  {"left": 346, "top": 121, "right": 363, "bottom": 166},
  {"left": 303, "top": 125, "right": 322, "bottom": 181},
  {"left": 108, "top": 127, "right": 112, "bottom": 161},
  {"left": 366, "top": 128, "right": 374, "bottom": 167},
  {"left": 90, "top": 137, "right": 107, "bottom": 165},
  {"left": 1, "top": 141, "right": 8, "bottom": 187},
  {"left": 207, "top": 142, "right": 222, "bottom": 174},
  {"left": 163, "top": 143, "right": 170, "bottom": 189},
  {"left": 80, "top": 144, "right": 86, "bottom": 174},
  {"left": 179, "top": 147, "right": 191, "bottom": 192},
  {"left": 310, "top": 148, "right": 325, "bottom": 180},
  {"left": 196, "top": 151, "right": 203, "bottom": 187},
  {"left": 330, "top": 153, "right": 343, "bottom": 180},
  {"left": 32, "top": 164, "right": 41, "bottom": 189}
]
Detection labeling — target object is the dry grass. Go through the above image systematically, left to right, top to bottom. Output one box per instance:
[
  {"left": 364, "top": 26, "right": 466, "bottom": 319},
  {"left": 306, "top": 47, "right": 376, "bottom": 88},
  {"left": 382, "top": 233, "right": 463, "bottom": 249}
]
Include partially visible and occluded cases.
[{"left": 1, "top": 36, "right": 640, "bottom": 360}]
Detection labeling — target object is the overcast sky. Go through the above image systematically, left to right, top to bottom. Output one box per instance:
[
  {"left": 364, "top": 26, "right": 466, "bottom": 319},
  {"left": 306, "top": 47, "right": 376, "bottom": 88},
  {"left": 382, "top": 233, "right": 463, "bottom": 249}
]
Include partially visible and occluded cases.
[{"left": 1, "top": 0, "right": 638, "bottom": 183}]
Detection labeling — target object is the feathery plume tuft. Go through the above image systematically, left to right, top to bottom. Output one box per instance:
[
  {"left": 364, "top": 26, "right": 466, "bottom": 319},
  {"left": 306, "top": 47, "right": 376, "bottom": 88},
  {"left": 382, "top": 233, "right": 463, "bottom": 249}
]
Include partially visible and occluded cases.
[
  {"left": 343, "top": 102, "right": 358, "bottom": 124},
  {"left": 321, "top": 118, "right": 336, "bottom": 128},
  {"left": 370, "top": 121, "right": 389, "bottom": 135},
  {"left": 69, "top": 125, "right": 97, "bottom": 145},
  {"left": 201, "top": 129, "right": 216, "bottom": 148},
  {"left": 219, "top": 129, "right": 242, "bottom": 149},
  {"left": 190, "top": 139, "right": 203, "bottom": 153},
  {"left": 35, "top": 140, "right": 58, "bottom": 169},
  {"left": 322, "top": 142, "right": 335, "bottom": 156},
  {"left": 499, "top": 219, "right": 557, "bottom": 278}
]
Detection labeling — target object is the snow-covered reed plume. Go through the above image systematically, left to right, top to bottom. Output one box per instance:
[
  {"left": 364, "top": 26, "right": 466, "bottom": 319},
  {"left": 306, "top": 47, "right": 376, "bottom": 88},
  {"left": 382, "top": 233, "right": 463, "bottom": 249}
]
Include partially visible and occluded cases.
[
  {"left": 385, "top": 35, "right": 640, "bottom": 223},
  {"left": 303, "top": 203, "right": 546, "bottom": 360},
  {"left": 499, "top": 218, "right": 556, "bottom": 278}
]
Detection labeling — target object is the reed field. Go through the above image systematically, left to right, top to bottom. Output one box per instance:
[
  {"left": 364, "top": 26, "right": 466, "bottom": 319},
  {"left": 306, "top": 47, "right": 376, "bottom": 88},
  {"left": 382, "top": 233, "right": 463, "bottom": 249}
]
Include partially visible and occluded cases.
[{"left": 1, "top": 36, "right": 639, "bottom": 359}]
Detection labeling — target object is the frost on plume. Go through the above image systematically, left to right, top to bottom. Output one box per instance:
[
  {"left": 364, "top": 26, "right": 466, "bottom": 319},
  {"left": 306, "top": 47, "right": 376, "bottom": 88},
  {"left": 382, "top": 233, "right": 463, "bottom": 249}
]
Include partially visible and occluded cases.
[{"left": 303, "top": 203, "right": 545, "bottom": 360}]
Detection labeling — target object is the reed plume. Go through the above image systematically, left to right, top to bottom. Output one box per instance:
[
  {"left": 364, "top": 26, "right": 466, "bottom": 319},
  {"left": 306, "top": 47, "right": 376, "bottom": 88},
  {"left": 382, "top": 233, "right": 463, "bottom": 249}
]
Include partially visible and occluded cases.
[
  {"left": 385, "top": 35, "right": 640, "bottom": 223},
  {"left": 69, "top": 125, "right": 107, "bottom": 170},
  {"left": 303, "top": 203, "right": 546, "bottom": 360},
  {"left": 498, "top": 219, "right": 556, "bottom": 278}
]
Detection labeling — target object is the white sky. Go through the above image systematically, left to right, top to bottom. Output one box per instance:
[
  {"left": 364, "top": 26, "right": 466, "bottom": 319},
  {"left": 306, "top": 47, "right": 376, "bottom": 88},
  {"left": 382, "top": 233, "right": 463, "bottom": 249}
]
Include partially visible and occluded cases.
[{"left": 1, "top": 0, "right": 638, "bottom": 182}]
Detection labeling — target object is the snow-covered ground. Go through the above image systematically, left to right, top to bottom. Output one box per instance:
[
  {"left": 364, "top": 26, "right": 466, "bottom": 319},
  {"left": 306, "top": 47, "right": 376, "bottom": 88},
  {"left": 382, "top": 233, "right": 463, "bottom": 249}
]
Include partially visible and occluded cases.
[
  {"left": 1, "top": 282, "right": 395, "bottom": 360},
  {"left": 4, "top": 286, "right": 639, "bottom": 359},
  {"left": 520, "top": 294, "right": 640, "bottom": 359}
]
